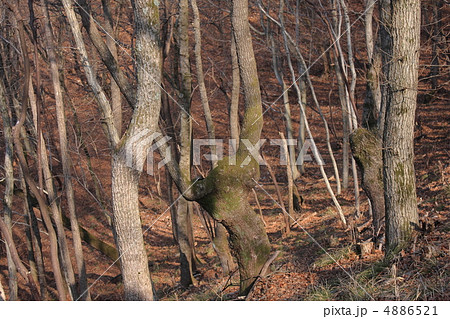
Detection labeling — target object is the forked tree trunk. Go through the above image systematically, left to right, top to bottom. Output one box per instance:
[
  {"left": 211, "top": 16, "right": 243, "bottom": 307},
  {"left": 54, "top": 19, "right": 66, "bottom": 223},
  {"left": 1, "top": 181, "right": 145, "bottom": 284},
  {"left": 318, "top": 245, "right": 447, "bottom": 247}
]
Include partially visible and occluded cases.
[
  {"left": 62, "top": 0, "right": 159, "bottom": 300},
  {"left": 110, "top": 0, "right": 162, "bottom": 300},
  {"left": 194, "top": 0, "right": 271, "bottom": 294},
  {"left": 380, "top": 0, "right": 421, "bottom": 254}
]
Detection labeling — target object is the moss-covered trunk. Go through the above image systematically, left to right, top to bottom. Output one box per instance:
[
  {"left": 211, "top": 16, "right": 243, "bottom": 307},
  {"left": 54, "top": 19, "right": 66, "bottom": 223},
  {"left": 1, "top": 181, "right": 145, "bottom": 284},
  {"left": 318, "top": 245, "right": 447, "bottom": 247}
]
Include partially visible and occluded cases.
[
  {"left": 164, "top": 0, "right": 271, "bottom": 295},
  {"left": 350, "top": 128, "right": 384, "bottom": 235},
  {"left": 197, "top": 158, "right": 270, "bottom": 295}
]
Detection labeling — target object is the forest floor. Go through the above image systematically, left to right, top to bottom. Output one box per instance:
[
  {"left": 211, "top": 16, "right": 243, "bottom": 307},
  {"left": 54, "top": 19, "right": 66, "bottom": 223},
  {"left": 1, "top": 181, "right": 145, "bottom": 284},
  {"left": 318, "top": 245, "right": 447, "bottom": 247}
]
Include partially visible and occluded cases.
[{"left": 3, "top": 74, "right": 447, "bottom": 301}]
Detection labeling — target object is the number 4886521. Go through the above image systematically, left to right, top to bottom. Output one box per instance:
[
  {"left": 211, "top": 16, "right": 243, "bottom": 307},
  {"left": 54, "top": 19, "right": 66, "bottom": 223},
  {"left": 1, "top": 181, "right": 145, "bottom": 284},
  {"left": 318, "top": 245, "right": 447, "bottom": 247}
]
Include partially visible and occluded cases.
[{"left": 383, "top": 306, "right": 438, "bottom": 316}]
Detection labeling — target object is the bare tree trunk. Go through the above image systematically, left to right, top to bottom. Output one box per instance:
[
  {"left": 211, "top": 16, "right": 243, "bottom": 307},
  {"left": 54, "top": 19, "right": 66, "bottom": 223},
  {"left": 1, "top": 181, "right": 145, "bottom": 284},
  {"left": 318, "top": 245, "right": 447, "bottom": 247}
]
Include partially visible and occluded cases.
[
  {"left": 41, "top": 0, "right": 90, "bottom": 300},
  {"left": 62, "top": 0, "right": 156, "bottom": 300},
  {"left": 102, "top": 0, "right": 122, "bottom": 134},
  {"left": 111, "top": 0, "right": 162, "bottom": 299},
  {"left": 173, "top": 0, "right": 198, "bottom": 288},
  {"left": 190, "top": 0, "right": 235, "bottom": 276},
  {"left": 191, "top": 0, "right": 216, "bottom": 167},
  {"left": 199, "top": 0, "right": 272, "bottom": 294},
  {"left": 330, "top": 0, "right": 350, "bottom": 191},
  {"left": 339, "top": 0, "right": 360, "bottom": 214},
  {"left": 351, "top": 0, "right": 384, "bottom": 239},
  {"left": 363, "top": 0, "right": 381, "bottom": 130},
  {"left": 380, "top": 0, "right": 420, "bottom": 254},
  {"left": 430, "top": 0, "right": 443, "bottom": 90},
  {"left": 275, "top": 1, "right": 300, "bottom": 181},
  {"left": 5, "top": 3, "right": 67, "bottom": 299},
  {"left": 230, "top": 34, "right": 240, "bottom": 149},
  {"left": 297, "top": 73, "right": 307, "bottom": 176},
  {"left": 0, "top": 77, "right": 17, "bottom": 301},
  {"left": 29, "top": 78, "right": 76, "bottom": 300},
  {"left": 281, "top": 133, "right": 293, "bottom": 235},
  {"left": 265, "top": 156, "right": 289, "bottom": 235},
  {"left": 19, "top": 170, "right": 47, "bottom": 299},
  {"left": 0, "top": 217, "right": 40, "bottom": 299}
]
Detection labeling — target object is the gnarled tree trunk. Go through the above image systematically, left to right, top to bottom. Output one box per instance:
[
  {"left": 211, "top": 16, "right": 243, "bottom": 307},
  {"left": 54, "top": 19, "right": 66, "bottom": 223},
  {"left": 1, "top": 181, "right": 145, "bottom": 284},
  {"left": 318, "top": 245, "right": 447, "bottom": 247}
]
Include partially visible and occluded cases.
[{"left": 199, "top": 0, "right": 271, "bottom": 294}]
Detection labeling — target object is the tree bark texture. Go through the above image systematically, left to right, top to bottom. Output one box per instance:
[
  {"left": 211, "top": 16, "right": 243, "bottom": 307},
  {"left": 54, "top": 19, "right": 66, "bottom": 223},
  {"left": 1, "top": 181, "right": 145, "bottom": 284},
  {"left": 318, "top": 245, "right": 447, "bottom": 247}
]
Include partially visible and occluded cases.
[
  {"left": 380, "top": 0, "right": 420, "bottom": 253},
  {"left": 350, "top": 129, "right": 384, "bottom": 235}
]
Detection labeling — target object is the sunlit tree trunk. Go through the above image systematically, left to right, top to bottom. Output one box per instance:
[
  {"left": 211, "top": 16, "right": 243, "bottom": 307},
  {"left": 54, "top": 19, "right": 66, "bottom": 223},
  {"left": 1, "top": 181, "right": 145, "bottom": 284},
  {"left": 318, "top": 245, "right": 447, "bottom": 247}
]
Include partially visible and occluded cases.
[
  {"left": 62, "top": 0, "right": 160, "bottom": 300},
  {"left": 102, "top": 0, "right": 122, "bottom": 134},
  {"left": 380, "top": 0, "right": 420, "bottom": 254},
  {"left": 230, "top": 34, "right": 240, "bottom": 148}
]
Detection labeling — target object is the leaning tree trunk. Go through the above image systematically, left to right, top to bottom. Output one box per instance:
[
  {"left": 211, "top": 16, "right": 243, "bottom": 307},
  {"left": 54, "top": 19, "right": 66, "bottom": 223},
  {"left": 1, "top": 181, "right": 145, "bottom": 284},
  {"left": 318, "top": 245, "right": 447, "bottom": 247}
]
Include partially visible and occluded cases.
[{"left": 380, "top": 0, "right": 420, "bottom": 254}]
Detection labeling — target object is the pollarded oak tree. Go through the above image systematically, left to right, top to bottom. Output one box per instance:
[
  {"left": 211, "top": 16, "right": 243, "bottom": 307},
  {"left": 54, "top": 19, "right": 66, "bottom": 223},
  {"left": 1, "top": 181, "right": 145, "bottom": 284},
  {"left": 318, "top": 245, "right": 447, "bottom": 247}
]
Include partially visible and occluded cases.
[
  {"left": 165, "top": 0, "right": 271, "bottom": 295},
  {"left": 350, "top": 0, "right": 385, "bottom": 238}
]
